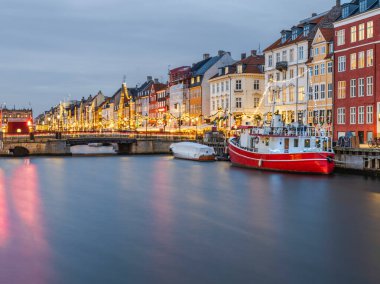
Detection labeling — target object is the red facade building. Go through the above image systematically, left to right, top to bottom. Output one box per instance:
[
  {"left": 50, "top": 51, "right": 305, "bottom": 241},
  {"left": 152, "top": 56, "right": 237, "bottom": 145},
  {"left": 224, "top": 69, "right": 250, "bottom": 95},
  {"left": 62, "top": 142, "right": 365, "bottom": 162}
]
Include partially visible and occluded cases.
[
  {"left": 333, "top": 1, "right": 380, "bottom": 143},
  {"left": 148, "top": 82, "right": 167, "bottom": 126}
]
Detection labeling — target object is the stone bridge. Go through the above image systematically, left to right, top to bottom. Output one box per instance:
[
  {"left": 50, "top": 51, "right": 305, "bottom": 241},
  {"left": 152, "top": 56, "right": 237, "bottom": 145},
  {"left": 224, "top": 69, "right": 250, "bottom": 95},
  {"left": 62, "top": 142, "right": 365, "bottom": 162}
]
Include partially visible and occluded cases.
[{"left": 0, "top": 133, "right": 195, "bottom": 157}]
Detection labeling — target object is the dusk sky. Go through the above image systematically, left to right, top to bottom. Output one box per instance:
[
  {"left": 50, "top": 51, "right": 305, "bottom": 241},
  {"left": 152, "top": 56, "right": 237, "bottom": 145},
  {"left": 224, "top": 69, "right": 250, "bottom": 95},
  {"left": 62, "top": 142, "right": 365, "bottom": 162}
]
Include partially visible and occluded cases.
[{"left": 1, "top": 0, "right": 348, "bottom": 115}]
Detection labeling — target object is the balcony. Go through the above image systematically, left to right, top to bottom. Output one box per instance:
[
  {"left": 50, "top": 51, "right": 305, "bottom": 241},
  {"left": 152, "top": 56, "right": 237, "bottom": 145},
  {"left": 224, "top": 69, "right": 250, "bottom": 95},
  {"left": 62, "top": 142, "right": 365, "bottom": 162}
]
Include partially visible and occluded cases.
[{"left": 276, "top": 61, "right": 288, "bottom": 72}]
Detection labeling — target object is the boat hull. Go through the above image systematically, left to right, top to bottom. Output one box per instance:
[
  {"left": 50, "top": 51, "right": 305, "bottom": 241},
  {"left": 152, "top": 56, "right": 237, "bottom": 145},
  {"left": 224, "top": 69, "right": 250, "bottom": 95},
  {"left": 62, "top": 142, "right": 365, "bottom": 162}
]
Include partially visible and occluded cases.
[
  {"left": 229, "top": 140, "right": 335, "bottom": 175},
  {"left": 173, "top": 153, "right": 215, "bottom": 162}
]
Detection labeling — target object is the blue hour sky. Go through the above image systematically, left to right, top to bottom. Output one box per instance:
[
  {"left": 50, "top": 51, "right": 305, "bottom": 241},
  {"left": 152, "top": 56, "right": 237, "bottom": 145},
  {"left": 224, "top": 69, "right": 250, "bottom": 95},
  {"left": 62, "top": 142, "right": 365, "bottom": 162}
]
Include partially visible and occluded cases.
[{"left": 0, "top": 0, "right": 348, "bottom": 115}]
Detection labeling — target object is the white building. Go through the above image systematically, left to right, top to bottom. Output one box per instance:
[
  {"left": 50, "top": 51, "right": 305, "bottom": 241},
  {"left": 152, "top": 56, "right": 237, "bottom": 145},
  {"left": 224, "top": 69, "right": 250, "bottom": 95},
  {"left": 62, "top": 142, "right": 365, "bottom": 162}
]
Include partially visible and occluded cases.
[{"left": 209, "top": 51, "right": 266, "bottom": 128}]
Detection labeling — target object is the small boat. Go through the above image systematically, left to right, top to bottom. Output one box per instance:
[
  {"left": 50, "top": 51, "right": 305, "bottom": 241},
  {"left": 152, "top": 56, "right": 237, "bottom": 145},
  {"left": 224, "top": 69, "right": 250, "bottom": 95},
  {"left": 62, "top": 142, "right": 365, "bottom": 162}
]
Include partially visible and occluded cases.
[
  {"left": 228, "top": 114, "right": 335, "bottom": 174},
  {"left": 170, "top": 142, "right": 216, "bottom": 161},
  {"left": 88, "top": 143, "right": 103, "bottom": 147}
]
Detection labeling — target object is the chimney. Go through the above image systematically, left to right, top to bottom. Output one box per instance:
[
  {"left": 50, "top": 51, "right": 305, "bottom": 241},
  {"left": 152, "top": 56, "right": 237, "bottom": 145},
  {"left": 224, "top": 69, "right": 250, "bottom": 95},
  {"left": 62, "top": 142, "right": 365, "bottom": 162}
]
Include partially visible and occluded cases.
[
  {"left": 336, "top": 0, "right": 341, "bottom": 7},
  {"left": 312, "top": 13, "right": 317, "bottom": 17},
  {"left": 218, "top": 50, "right": 225, "bottom": 56},
  {"left": 251, "top": 50, "right": 257, "bottom": 56},
  {"left": 203, "top": 53, "right": 210, "bottom": 60},
  {"left": 241, "top": 53, "right": 247, "bottom": 60},
  {"left": 147, "top": 76, "right": 153, "bottom": 81},
  {"left": 154, "top": 78, "right": 159, "bottom": 84}
]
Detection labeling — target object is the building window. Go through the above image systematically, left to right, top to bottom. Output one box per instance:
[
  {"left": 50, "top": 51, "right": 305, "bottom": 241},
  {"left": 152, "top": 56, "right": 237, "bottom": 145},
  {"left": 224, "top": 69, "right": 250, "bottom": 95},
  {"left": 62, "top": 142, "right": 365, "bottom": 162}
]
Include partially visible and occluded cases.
[
  {"left": 359, "top": 0, "right": 367, "bottom": 12},
  {"left": 342, "top": 6, "right": 350, "bottom": 18},
  {"left": 367, "top": 21, "right": 373, "bottom": 38},
  {"left": 359, "top": 23, "right": 365, "bottom": 41},
  {"left": 304, "top": 25, "right": 310, "bottom": 37},
  {"left": 351, "top": 26, "right": 357, "bottom": 43},
  {"left": 292, "top": 29, "right": 298, "bottom": 40},
  {"left": 337, "top": 30, "right": 345, "bottom": 46},
  {"left": 329, "top": 43, "right": 334, "bottom": 53},
  {"left": 298, "top": 46, "right": 304, "bottom": 60},
  {"left": 321, "top": 46, "right": 326, "bottom": 54},
  {"left": 315, "top": 47, "right": 319, "bottom": 56},
  {"left": 289, "top": 49, "right": 294, "bottom": 62},
  {"left": 367, "top": 49, "right": 373, "bottom": 67},
  {"left": 282, "top": 50, "right": 287, "bottom": 61},
  {"left": 358, "top": 51, "right": 365, "bottom": 68},
  {"left": 276, "top": 53, "right": 281, "bottom": 63},
  {"left": 350, "top": 53, "right": 357, "bottom": 70},
  {"left": 268, "top": 55, "right": 273, "bottom": 67},
  {"left": 338, "top": 56, "right": 346, "bottom": 72},
  {"left": 328, "top": 62, "right": 333, "bottom": 73},
  {"left": 320, "top": 63, "right": 325, "bottom": 75},
  {"left": 237, "top": 65, "right": 243, "bottom": 73},
  {"left": 314, "top": 65, "right": 319, "bottom": 76},
  {"left": 299, "top": 67, "right": 305, "bottom": 77},
  {"left": 290, "top": 69, "right": 294, "bottom": 78},
  {"left": 276, "top": 73, "right": 280, "bottom": 81},
  {"left": 367, "top": 76, "right": 373, "bottom": 96},
  {"left": 358, "top": 78, "right": 365, "bottom": 97},
  {"left": 350, "top": 79, "right": 357, "bottom": 97},
  {"left": 235, "top": 80, "right": 242, "bottom": 91},
  {"left": 253, "top": 80, "right": 260, "bottom": 90},
  {"left": 226, "top": 81, "right": 229, "bottom": 91},
  {"left": 338, "top": 81, "right": 346, "bottom": 99},
  {"left": 221, "top": 82, "right": 224, "bottom": 92},
  {"left": 217, "top": 83, "right": 220, "bottom": 92},
  {"left": 328, "top": 83, "right": 333, "bottom": 98},
  {"left": 212, "top": 84, "right": 215, "bottom": 94},
  {"left": 320, "top": 84, "right": 326, "bottom": 100},
  {"left": 314, "top": 85, "right": 319, "bottom": 100},
  {"left": 289, "top": 86, "right": 295, "bottom": 102},
  {"left": 298, "top": 87, "right": 304, "bottom": 101},
  {"left": 235, "top": 97, "right": 242, "bottom": 108},
  {"left": 254, "top": 98, "right": 260, "bottom": 108},
  {"left": 212, "top": 100, "right": 215, "bottom": 111},
  {"left": 367, "top": 105, "right": 373, "bottom": 124},
  {"left": 358, "top": 106, "right": 364, "bottom": 124},
  {"left": 350, "top": 107, "right": 356, "bottom": 124},
  {"left": 337, "top": 108, "right": 346, "bottom": 124}
]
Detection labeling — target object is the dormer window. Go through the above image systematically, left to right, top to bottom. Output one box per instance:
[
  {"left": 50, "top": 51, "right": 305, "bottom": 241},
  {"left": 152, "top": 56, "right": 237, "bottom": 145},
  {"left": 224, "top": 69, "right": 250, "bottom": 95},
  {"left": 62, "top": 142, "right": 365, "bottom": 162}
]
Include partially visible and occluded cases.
[
  {"left": 359, "top": 0, "right": 367, "bottom": 13},
  {"left": 342, "top": 6, "right": 349, "bottom": 18},
  {"left": 304, "top": 25, "right": 310, "bottom": 37},
  {"left": 292, "top": 29, "right": 298, "bottom": 40},
  {"left": 281, "top": 34, "right": 287, "bottom": 44},
  {"left": 237, "top": 64, "right": 243, "bottom": 73},
  {"left": 225, "top": 66, "right": 229, "bottom": 74},
  {"left": 191, "top": 78, "right": 195, "bottom": 84}
]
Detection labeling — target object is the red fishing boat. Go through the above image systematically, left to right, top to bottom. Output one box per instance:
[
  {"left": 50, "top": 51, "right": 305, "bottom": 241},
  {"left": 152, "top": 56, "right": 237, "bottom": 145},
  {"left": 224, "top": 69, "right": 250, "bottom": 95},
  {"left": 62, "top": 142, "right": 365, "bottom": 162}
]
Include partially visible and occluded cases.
[{"left": 228, "top": 114, "right": 335, "bottom": 174}]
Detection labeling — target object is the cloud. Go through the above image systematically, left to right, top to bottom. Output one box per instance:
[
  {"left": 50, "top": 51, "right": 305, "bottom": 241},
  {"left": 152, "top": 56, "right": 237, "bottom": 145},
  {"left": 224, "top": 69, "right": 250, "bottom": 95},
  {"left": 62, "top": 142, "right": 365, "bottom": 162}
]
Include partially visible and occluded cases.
[{"left": 0, "top": 0, "right": 339, "bottom": 115}]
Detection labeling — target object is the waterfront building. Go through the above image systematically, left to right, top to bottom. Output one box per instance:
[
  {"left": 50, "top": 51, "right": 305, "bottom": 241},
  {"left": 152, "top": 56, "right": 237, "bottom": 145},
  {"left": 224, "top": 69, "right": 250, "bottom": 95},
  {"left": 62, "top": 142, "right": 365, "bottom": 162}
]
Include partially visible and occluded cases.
[
  {"left": 333, "top": 0, "right": 380, "bottom": 144},
  {"left": 263, "top": 2, "right": 341, "bottom": 125},
  {"left": 306, "top": 27, "right": 335, "bottom": 134},
  {"left": 208, "top": 50, "right": 265, "bottom": 128},
  {"left": 188, "top": 51, "right": 235, "bottom": 123},
  {"left": 188, "top": 54, "right": 213, "bottom": 125},
  {"left": 169, "top": 66, "right": 191, "bottom": 128},
  {"left": 136, "top": 76, "right": 154, "bottom": 127},
  {"left": 148, "top": 81, "right": 167, "bottom": 126},
  {"left": 156, "top": 86, "right": 170, "bottom": 130},
  {"left": 0, "top": 107, "right": 33, "bottom": 133}
]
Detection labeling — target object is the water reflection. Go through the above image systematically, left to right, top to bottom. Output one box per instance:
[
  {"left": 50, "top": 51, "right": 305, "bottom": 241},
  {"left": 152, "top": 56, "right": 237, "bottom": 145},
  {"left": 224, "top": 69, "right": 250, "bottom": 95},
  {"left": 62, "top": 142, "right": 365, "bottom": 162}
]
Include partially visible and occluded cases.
[{"left": 0, "top": 159, "right": 51, "bottom": 284}]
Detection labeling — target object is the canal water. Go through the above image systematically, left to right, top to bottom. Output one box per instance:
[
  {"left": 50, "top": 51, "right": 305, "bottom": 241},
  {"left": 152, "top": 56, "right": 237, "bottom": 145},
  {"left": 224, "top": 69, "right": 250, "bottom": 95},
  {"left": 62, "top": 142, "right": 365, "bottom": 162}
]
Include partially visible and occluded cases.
[{"left": 0, "top": 155, "right": 379, "bottom": 284}]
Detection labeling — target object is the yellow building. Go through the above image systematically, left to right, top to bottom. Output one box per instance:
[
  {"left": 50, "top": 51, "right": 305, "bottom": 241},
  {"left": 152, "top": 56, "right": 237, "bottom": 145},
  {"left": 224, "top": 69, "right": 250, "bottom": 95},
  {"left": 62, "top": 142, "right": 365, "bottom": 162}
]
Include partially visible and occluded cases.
[{"left": 307, "top": 28, "right": 334, "bottom": 132}]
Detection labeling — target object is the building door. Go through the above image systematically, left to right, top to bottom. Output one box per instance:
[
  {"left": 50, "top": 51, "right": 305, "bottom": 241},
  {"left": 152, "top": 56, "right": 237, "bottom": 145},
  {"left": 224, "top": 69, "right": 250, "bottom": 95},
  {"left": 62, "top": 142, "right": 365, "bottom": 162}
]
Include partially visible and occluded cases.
[
  {"left": 358, "top": 131, "right": 364, "bottom": 144},
  {"left": 284, "top": 138, "right": 289, "bottom": 153}
]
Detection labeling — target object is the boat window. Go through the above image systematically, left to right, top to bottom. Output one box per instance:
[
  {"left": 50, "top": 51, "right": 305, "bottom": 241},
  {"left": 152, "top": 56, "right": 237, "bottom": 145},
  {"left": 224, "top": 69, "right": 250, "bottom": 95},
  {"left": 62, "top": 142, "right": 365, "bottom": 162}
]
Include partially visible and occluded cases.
[
  {"left": 294, "top": 139, "right": 299, "bottom": 147},
  {"left": 304, "top": 139, "right": 310, "bottom": 148},
  {"left": 316, "top": 139, "right": 321, "bottom": 148}
]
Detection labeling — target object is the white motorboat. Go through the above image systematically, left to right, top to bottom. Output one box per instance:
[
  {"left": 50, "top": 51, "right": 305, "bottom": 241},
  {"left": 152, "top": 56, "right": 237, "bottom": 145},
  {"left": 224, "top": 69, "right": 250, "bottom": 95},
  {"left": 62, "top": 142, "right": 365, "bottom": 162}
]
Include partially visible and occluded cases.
[
  {"left": 169, "top": 142, "right": 216, "bottom": 161},
  {"left": 88, "top": 143, "right": 103, "bottom": 147}
]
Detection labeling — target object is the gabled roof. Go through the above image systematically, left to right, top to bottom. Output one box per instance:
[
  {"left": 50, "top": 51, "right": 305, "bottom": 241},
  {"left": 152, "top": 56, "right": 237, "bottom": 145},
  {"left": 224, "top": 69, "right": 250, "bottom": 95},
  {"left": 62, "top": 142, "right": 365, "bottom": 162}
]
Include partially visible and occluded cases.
[{"left": 319, "top": 28, "right": 335, "bottom": 42}]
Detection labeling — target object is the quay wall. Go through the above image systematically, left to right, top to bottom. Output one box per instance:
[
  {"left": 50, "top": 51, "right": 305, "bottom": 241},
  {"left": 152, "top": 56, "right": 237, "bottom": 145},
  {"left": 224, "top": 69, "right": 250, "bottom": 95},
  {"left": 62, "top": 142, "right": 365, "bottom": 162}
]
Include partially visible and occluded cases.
[
  {"left": 1, "top": 140, "right": 71, "bottom": 156},
  {"left": 118, "top": 140, "right": 175, "bottom": 155},
  {"left": 334, "top": 148, "right": 380, "bottom": 175}
]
